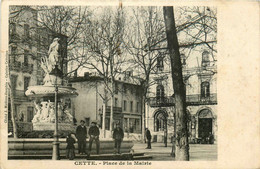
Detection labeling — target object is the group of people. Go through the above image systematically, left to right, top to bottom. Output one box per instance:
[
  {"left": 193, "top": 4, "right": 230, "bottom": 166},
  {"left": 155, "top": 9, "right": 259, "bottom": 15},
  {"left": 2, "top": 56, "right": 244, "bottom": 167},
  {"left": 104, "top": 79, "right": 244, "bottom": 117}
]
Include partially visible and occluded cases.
[{"left": 66, "top": 120, "right": 125, "bottom": 160}]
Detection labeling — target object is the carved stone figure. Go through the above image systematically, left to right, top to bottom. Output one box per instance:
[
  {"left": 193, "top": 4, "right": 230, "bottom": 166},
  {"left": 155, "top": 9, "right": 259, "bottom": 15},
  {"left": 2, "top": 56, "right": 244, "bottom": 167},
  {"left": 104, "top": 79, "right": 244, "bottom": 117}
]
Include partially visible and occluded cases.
[
  {"left": 48, "top": 38, "right": 60, "bottom": 69},
  {"left": 32, "top": 101, "right": 42, "bottom": 123},
  {"left": 40, "top": 101, "right": 50, "bottom": 122},
  {"left": 48, "top": 102, "right": 55, "bottom": 123},
  {"left": 64, "top": 109, "right": 73, "bottom": 123}
]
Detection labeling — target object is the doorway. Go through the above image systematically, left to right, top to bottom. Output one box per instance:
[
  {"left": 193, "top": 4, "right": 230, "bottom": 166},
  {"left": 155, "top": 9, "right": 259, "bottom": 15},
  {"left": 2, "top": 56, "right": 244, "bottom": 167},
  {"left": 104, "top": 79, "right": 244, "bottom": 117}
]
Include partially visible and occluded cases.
[{"left": 198, "top": 118, "right": 212, "bottom": 138}]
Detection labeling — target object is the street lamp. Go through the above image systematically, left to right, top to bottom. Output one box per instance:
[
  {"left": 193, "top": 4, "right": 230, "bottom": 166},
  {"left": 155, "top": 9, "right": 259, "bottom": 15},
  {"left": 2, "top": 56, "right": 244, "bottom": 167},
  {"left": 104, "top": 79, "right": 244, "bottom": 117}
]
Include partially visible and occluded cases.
[{"left": 49, "top": 65, "right": 63, "bottom": 160}]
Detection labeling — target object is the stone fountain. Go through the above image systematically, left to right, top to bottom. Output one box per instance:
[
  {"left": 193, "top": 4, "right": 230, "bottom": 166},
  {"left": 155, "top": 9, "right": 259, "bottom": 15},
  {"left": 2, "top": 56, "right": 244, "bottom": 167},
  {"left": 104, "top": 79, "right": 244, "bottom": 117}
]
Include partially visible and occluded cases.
[{"left": 25, "top": 38, "right": 78, "bottom": 131}]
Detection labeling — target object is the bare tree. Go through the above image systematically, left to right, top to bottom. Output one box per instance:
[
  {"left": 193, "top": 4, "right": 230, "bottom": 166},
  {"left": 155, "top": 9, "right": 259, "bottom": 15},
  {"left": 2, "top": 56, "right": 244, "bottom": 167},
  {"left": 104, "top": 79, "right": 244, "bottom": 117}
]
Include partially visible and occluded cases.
[
  {"left": 125, "top": 6, "right": 167, "bottom": 141},
  {"left": 78, "top": 7, "right": 126, "bottom": 134}
]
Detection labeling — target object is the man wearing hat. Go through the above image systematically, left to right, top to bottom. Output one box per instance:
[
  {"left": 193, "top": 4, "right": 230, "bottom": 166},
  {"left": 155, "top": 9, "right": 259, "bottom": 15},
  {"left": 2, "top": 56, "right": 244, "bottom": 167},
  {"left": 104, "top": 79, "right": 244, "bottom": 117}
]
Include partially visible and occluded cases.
[
  {"left": 76, "top": 120, "right": 87, "bottom": 154},
  {"left": 88, "top": 121, "right": 100, "bottom": 155},
  {"left": 113, "top": 123, "right": 124, "bottom": 154}
]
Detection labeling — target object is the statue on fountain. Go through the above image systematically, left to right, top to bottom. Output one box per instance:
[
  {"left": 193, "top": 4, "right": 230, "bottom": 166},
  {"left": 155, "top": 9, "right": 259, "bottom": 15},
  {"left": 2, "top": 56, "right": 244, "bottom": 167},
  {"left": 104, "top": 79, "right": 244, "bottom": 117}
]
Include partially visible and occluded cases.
[
  {"left": 26, "top": 37, "right": 78, "bottom": 131},
  {"left": 48, "top": 37, "right": 60, "bottom": 69},
  {"left": 41, "top": 38, "right": 62, "bottom": 85}
]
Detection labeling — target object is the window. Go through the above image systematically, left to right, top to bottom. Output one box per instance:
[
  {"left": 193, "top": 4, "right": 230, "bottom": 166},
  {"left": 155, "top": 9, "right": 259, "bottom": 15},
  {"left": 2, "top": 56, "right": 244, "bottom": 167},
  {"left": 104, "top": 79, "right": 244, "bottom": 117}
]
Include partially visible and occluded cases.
[
  {"left": 24, "top": 24, "right": 30, "bottom": 39},
  {"left": 11, "top": 47, "right": 17, "bottom": 63},
  {"left": 24, "top": 50, "right": 29, "bottom": 66},
  {"left": 202, "top": 51, "right": 210, "bottom": 67},
  {"left": 181, "top": 54, "right": 186, "bottom": 66},
  {"left": 157, "top": 56, "right": 164, "bottom": 71},
  {"left": 10, "top": 75, "right": 18, "bottom": 91},
  {"left": 24, "top": 77, "right": 31, "bottom": 91},
  {"left": 201, "top": 81, "right": 210, "bottom": 98},
  {"left": 115, "top": 83, "right": 119, "bottom": 94},
  {"left": 156, "top": 84, "right": 165, "bottom": 98},
  {"left": 115, "top": 97, "right": 118, "bottom": 107},
  {"left": 123, "top": 100, "right": 127, "bottom": 111},
  {"left": 130, "top": 101, "right": 133, "bottom": 112},
  {"left": 136, "top": 102, "right": 140, "bottom": 113},
  {"left": 27, "top": 107, "right": 34, "bottom": 122}
]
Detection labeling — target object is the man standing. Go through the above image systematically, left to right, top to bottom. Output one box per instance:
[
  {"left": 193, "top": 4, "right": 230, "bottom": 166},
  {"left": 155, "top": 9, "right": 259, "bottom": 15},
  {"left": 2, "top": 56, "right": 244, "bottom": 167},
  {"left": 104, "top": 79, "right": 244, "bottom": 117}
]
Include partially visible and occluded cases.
[
  {"left": 76, "top": 120, "right": 87, "bottom": 154},
  {"left": 88, "top": 121, "right": 100, "bottom": 155},
  {"left": 113, "top": 123, "right": 124, "bottom": 154},
  {"left": 145, "top": 128, "right": 152, "bottom": 149}
]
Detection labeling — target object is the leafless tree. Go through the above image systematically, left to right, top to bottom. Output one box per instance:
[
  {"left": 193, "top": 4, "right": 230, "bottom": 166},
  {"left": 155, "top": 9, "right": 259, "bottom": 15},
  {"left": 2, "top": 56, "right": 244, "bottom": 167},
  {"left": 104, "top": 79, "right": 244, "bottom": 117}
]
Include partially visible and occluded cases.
[
  {"left": 77, "top": 6, "right": 126, "bottom": 134},
  {"left": 125, "top": 6, "right": 167, "bottom": 141}
]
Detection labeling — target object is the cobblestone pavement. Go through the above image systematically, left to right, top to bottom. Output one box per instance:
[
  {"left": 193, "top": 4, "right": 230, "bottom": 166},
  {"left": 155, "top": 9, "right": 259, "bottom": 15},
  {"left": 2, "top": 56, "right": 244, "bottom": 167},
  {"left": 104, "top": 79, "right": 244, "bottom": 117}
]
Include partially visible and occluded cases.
[{"left": 132, "top": 142, "right": 217, "bottom": 161}]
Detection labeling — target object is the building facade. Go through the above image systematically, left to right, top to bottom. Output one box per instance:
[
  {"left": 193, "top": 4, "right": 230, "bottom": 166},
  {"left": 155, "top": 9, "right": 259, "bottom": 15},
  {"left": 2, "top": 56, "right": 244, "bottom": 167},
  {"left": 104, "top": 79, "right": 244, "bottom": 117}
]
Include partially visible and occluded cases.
[
  {"left": 8, "top": 6, "right": 67, "bottom": 132},
  {"left": 146, "top": 51, "right": 217, "bottom": 144},
  {"left": 69, "top": 72, "right": 143, "bottom": 134}
]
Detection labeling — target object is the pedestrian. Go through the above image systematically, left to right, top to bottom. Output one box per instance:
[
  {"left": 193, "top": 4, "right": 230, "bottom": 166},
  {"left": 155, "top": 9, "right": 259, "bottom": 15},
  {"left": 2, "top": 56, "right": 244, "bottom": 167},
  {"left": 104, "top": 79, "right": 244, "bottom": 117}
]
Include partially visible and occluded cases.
[
  {"left": 76, "top": 120, "right": 87, "bottom": 154},
  {"left": 88, "top": 121, "right": 100, "bottom": 155},
  {"left": 113, "top": 123, "right": 124, "bottom": 154},
  {"left": 145, "top": 128, "right": 152, "bottom": 149},
  {"left": 209, "top": 132, "right": 214, "bottom": 144},
  {"left": 66, "top": 133, "right": 76, "bottom": 160}
]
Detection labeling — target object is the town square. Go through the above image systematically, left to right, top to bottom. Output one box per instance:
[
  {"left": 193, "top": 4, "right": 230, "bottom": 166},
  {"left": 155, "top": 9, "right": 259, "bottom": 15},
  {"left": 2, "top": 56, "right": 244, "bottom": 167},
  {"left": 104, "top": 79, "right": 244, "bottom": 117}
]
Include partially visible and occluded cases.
[{"left": 6, "top": 5, "right": 217, "bottom": 161}]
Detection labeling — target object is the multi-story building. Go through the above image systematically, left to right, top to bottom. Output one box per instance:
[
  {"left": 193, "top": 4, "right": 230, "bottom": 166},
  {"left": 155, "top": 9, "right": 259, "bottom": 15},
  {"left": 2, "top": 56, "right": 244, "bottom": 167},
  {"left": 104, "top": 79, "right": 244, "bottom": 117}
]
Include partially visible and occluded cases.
[
  {"left": 8, "top": 6, "right": 67, "bottom": 132},
  {"left": 146, "top": 51, "right": 217, "bottom": 143},
  {"left": 69, "top": 71, "right": 143, "bottom": 134}
]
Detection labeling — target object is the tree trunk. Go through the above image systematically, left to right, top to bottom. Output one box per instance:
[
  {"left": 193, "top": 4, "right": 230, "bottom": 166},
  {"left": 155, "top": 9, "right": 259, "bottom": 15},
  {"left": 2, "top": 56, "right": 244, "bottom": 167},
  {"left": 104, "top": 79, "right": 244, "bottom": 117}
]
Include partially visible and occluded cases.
[
  {"left": 163, "top": 6, "right": 189, "bottom": 161},
  {"left": 109, "top": 43, "right": 114, "bottom": 133},
  {"left": 8, "top": 56, "right": 18, "bottom": 138},
  {"left": 102, "top": 83, "right": 108, "bottom": 138},
  {"left": 9, "top": 84, "right": 18, "bottom": 139},
  {"left": 110, "top": 92, "right": 114, "bottom": 132},
  {"left": 141, "top": 95, "right": 146, "bottom": 143}
]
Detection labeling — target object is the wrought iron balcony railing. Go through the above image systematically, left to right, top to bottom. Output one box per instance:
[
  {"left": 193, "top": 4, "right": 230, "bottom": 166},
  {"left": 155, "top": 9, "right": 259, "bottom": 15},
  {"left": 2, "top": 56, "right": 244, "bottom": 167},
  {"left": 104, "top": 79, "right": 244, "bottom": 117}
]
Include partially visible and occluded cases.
[
  {"left": 149, "top": 93, "right": 217, "bottom": 107},
  {"left": 186, "top": 93, "right": 217, "bottom": 105},
  {"left": 149, "top": 96, "right": 175, "bottom": 107}
]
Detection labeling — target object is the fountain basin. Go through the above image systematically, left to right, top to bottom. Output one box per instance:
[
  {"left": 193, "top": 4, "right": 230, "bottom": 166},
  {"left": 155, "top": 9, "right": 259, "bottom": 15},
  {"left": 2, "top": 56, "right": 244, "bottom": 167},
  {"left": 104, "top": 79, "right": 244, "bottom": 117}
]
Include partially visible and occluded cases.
[{"left": 25, "top": 85, "right": 78, "bottom": 98}]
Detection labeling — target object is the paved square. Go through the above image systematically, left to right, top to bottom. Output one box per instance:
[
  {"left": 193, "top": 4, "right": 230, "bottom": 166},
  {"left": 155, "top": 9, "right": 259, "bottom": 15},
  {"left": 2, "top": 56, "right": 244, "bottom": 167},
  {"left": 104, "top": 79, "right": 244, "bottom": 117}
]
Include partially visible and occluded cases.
[{"left": 133, "top": 142, "right": 217, "bottom": 161}]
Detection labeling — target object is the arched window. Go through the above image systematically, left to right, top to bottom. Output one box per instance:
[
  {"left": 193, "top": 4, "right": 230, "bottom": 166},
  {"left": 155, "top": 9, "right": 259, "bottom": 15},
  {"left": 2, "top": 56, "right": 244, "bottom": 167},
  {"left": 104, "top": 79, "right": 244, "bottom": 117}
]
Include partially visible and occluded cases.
[{"left": 201, "top": 82, "right": 210, "bottom": 98}]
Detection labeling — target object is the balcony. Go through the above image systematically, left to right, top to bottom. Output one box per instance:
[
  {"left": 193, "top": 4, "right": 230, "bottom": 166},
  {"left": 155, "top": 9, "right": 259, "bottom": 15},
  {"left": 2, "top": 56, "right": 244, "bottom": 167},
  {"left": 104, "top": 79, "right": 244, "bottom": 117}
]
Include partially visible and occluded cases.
[
  {"left": 10, "top": 61, "right": 22, "bottom": 71},
  {"left": 21, "top": 63, "right": 34, "bottom": 73},
  {"left": 183, "top": 65, "right": 217, "bottom": 77},
  {"left": 148, "top": 93, "right": 217, "bottom": 107},
  {"left": 186, "top": 93, "right": 217, "bottom": 105},
  {"left": 149, "top": 96, "right": 175, "bottom": 107}
]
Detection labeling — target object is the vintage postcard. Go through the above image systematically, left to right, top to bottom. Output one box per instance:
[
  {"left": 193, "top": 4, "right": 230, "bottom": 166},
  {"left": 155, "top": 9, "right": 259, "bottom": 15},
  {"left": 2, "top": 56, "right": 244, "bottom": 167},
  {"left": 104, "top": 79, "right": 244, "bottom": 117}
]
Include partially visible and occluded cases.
[{"left": 0, "top": 0, "right": 259, "bottom": 169}]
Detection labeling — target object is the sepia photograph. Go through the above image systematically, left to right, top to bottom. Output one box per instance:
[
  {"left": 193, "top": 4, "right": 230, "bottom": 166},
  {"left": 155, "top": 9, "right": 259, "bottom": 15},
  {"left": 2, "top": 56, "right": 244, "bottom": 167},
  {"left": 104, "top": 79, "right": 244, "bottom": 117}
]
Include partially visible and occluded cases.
[
  {"left": 1, "top": 1, "right": 259, "bottom": 169},
  {"left": 6, "top": 5, "right": 217, "bottom": 161}
]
